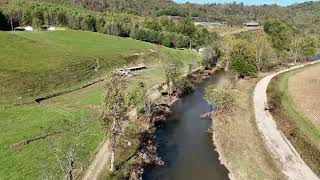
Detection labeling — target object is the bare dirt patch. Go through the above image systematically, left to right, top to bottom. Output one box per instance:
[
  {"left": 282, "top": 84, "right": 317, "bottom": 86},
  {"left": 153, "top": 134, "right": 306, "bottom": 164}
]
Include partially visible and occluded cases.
[{"left": 288, "top": 63, "right": 320, "bottom": 128}]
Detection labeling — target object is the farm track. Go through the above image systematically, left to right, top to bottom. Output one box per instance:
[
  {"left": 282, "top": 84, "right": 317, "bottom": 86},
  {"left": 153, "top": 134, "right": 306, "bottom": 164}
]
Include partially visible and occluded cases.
[
  {"left": 253, "top": 61, "right": 320, "bottom": 180},
  {"left": 288, "top": 63, "right": 320, "bottom": 128},
  {"left": 82, "top": 140, "right": 110, "bottom": 180}
]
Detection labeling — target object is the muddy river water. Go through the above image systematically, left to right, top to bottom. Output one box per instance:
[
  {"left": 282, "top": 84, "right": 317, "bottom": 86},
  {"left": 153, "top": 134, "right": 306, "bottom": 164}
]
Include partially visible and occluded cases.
[{"left": 143, "top": 70, "right": 230, "bottom": 180}]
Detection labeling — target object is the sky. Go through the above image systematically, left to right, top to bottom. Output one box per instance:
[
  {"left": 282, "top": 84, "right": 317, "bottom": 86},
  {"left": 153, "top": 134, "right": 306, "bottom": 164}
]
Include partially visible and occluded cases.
[{"left": 174, "top": 0, "right": 316, "bottom": 6}]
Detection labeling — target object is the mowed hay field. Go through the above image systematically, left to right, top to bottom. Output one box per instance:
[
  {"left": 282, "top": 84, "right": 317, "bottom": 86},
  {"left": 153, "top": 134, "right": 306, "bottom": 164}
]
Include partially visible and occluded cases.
[
  {"left": 0, "top": 30, "right": 201, "bottom": 179},
  {"left": 0, "top": 30, "right": 154, "bottom": 105},
  {"left": 268, "top": 63, "right": 320, "bottom": 175},
  {"left": 288, "top": 63, "right": 320, "bottom": 128}
]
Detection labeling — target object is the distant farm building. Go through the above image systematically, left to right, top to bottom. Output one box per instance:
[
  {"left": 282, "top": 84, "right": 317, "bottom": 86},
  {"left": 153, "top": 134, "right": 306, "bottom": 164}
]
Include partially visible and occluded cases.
[
  {"left": 194, "top": 21, "right": 224, "bottom": 26},
  {"left": 244, "top": 22, "right": 259, "bottom": 27},
  {"left": 14, "top": 26, "right": 33, "bottom": 31},
  {"left": 25, "top": 26, "right": 33, "bottom": 31},
  {"left": 48, "top": 26, "right": 56, "bottom": 31},
  {"left": 14, "top": 27, "right": 26, "bottom": 31},
  {"left": 116, "top": 65, "right": 147, "bottom": 76}
]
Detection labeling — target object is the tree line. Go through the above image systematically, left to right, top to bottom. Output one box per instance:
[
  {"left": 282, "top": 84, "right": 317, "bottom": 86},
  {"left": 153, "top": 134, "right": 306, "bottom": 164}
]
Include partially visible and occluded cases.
[
  {"left": 0, "top": 0, "right": 211, "bottom": 49},
  {"left": 18, "top": 0, "right": 320, "bottom": 35},
  {"left": 202, "top": 19, "right": 318, "bottom": 78}
]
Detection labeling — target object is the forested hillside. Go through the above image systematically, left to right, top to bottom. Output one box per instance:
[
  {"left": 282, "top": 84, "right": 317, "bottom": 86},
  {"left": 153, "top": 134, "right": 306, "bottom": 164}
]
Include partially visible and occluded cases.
[
  {"left": 0, "top": 0, "right": 213, "bottom": 49},
  {"left": 7, "top": 0, "right": 318, "bottom": 34}
]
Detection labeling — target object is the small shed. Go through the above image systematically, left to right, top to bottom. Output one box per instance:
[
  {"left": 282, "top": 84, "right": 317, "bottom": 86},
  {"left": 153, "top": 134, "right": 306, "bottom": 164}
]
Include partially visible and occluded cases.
[
  {"left": 244, "top": 22, "right": 259, "bottom": 27},
  {"left": 25, "top": 26, "right": 33, "bottom": 31},
  {"left": 48, "top": 26, "right": 56, "bottom": 31},
  {"left": 14, "top": 27, "right": 26, "bottom": 31},
  {"left": 127, "top": 66, "right": 147, "bottom": 72}
]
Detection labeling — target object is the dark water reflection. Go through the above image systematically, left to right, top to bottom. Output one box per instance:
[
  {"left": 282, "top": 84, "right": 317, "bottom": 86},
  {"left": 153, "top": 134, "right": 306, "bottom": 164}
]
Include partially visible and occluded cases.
[
  {"left": 312, "top": 54, "right": 320, "bottom": 61},
  {"left": 143, "top": 71, "right": 230, "bottom": 180}
]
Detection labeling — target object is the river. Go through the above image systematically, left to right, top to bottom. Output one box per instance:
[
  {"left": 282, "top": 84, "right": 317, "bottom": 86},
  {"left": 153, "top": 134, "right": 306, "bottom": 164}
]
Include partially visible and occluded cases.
[
  {"left": 312, "top": 53, "right": 320, "bottom": 61},
  {"left": 143, "top": 70, "right": 230, "bottom": 180}
]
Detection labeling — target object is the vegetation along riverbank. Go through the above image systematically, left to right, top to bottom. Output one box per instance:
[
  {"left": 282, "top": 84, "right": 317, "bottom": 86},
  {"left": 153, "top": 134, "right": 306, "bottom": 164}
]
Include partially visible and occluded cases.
[
  {"left": 1, "top": 0, "right": 320, "bottom": 179},
  {"left": 203, "top": 18, "right": 319, "bottom": 180}
]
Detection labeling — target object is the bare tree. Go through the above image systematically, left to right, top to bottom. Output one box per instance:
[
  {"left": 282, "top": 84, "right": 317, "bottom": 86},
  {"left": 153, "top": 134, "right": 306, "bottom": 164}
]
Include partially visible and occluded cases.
[
  {"left": 101, "top": 73, "right": 128, "bottom": 172},
  {"left": 48, "top": 130, "right": 85, "bottom": 180}
]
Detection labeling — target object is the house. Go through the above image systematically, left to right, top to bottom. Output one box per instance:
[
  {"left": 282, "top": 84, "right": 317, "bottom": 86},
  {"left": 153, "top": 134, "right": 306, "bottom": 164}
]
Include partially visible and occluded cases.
[
  {"left": 244, "top": 22, "right": 259, "bottom": 27},
  {"left": 25, "top": 26, "right": 33, "bottom": 31},
  {"left": 48, "top": 26, "right": 56, "bottom": 31}
]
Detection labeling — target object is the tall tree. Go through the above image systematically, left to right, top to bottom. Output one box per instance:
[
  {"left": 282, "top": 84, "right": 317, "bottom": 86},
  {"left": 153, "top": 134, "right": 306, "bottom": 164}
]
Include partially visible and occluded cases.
[
  {"left": 263, "top": 19, "right": 293, "bottom": 51},
  {"left": 101, "top": 73, "right": 128, "bottom": 173}
]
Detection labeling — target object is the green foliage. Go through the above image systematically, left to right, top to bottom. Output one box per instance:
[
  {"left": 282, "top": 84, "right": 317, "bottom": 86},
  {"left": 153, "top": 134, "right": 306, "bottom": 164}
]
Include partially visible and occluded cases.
[
  {"left": 0, "top": 0, "right": 210, "bottom": 48},
  {"left": 5, "top": 0, "right": 320, "bottom": 36},
  {"left": 263, "top": 19, "right": 293, "bottom": 51},
  {"left": 301, "top": 35, "right": 318, "bottom": 58},
  {"left": 229, "top": 39, "right": 257, "bottom": 77},
  {"left": 201, "top": 44, "right": 220, "bottom": 68},
  {"left": 102, "top": 73, "right": 128, "bottom": 127},
  {"left": 176, "top": 76, "right": 193, "bottom": 96},
  {"left": 126, "top": 81, "right": 147, "bottom": 114},
  {"left": 205, "top": 85, "right": 234, "bottom": 110}
]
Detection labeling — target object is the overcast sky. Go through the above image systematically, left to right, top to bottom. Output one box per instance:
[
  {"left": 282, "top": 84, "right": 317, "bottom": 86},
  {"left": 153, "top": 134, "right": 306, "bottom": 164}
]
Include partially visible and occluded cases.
[{"left": 174, "top": 0, "right": 316, "bottom": 6}]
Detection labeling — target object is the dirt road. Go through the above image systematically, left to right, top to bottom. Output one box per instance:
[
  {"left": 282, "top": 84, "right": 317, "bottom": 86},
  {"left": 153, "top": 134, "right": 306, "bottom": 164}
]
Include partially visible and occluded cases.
[
  {"left": 253, "top": 61, "right": 320, "bottom": 180},
  {"left": 82, "top": 139, "right": 110, "bottom": 180}
]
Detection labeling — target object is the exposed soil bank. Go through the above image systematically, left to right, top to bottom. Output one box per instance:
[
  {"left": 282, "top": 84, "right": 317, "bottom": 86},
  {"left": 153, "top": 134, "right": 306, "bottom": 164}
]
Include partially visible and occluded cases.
[{"left": 142, "top": 70, "right": 229, "bottom": 180}]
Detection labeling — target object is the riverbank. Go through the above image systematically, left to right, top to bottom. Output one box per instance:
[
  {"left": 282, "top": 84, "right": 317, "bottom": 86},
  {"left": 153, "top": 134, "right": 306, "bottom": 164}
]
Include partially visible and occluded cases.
[
  {"left": 267, "top": 63, "right": 320, "bottom": 176},
  {"left": 102, "top": 68, "right": 216, "bottom": 179},
  {"left": 143, "top": 70, "right": 229, "bottom": 180},
  {"left": 211, "top": 75, "right": 285, "bottom": 180}
]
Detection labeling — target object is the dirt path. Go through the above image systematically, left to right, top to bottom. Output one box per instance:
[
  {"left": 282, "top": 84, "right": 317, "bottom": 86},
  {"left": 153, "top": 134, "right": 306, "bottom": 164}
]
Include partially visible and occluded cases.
[
  {"left": 253, "top": 61, "right": 320, "bottom": 180},
  {"left": 82, "top": 139, "right": 110, "bottom": 180}
]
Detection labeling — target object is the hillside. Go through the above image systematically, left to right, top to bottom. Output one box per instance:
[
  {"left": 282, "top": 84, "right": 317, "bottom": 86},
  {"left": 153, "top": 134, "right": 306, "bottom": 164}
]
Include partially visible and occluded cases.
[
  {"left": 25, "top": 0, "right": 320, "bottom": 34},
  {"left": 0, "top": 29, "right": 201, "bottom": 179},
  {"left": 0, "top": 30, "right": 155, "bottom": 104}
]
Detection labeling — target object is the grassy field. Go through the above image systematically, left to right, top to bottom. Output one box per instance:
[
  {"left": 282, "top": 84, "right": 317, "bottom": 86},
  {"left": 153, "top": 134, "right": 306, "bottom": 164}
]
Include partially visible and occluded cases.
[
  {"left": 202, "top": 24, "right": 262, "bottom": 36},
  {"left": 0, "top": 30, "right": 201, "bottom": 179},
  {"left": 0, "top": 30, "right": 154, "bottom": 104},
  {"left": 288, "top": 63, "right": 320, "bottom": 128},
  {"left": 268, "top": 65, "right": 320, "bottom": 176},
  {"left": 212, "top": 76, "right": 284, "bottom": 180}
]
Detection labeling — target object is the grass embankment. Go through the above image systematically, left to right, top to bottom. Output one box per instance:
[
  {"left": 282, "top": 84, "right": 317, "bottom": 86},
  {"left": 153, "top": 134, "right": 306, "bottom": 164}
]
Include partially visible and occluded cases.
[
  {"left": 0, "top": 30, "right": 201, "bottom": 179},
  {"left": 0, "top": 30, "right": 154, "bottom": 105},
  {"left": 267, "top": 65, "right": 320, "bottom": 176},
  {"left": 212, "top": 77, "right": 284, "bottom": 180}
]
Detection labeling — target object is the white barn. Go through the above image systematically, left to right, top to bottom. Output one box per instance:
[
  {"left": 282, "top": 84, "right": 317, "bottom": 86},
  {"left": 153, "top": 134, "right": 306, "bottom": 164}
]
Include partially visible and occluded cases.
[
  {"left": 25, "top": 26, "right": 33, "bottom": 31},
  {"left": 48, "top": 26, "right": 56, "bottom": 31}
]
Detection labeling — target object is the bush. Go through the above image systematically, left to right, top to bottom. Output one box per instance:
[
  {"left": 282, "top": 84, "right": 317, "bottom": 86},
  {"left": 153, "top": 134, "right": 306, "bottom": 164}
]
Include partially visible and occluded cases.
[
  {"left": 230, "top": 40, "right": 257, "bottom": 77},
  {"left": 201, "top": 44, "right": 220, "bottom": 68},
  {"left": 176, "top": 76, "right": 193, "bottom": 96},
  {"left": 205, "top": 85, "right": 234, "bottom": 110}
]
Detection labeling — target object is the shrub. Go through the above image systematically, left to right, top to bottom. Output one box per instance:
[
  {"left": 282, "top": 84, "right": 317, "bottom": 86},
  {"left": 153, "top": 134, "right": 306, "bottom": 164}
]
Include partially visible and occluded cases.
[
  {"left": 230, "top": 40, "right": 257, "bottom": 77},
  {"left": 205, "top": 85, "right": 234, "bottom": 110}
]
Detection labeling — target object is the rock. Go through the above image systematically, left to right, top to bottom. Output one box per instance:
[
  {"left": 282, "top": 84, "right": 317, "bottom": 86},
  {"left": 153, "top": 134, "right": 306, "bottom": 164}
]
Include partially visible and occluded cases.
[{"left": 200, "top": 112, "right": 212, "bottom": 119}]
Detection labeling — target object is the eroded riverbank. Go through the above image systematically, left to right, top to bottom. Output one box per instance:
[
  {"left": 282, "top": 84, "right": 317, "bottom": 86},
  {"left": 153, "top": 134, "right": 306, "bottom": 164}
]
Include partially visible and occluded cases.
[{"left": 143, "top": 70, "right": 230, "bottom": 180}]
